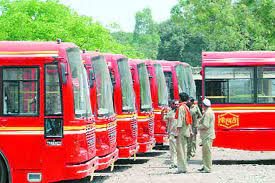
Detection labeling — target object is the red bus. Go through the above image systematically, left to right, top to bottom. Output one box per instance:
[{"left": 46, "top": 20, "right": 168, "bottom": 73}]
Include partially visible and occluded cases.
[
  {"left": 0, "top": 41, "right": 97, "bottom": 183},
  {"left": 202, "top": 51, "right": 275, "bottom": 151},
  {"left": 82, "top": 52, "right": 118, "bottom": 170},
  {"left": 105, "top": 54, "right": 139, "bottom": 158},
  {"left": 129, "top": 59, "right": 155, "bottom": 153},
  {"left": 145, "top": 61, "right": 169, "bottom": 144},
  {"left": 160, "top": 61, "right": 196, "bottom": 102}
]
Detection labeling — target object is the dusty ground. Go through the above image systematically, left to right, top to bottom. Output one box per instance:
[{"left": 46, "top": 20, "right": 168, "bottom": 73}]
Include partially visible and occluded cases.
[{"left": 82, "top": 145, "right": 275, "bottom": 183}]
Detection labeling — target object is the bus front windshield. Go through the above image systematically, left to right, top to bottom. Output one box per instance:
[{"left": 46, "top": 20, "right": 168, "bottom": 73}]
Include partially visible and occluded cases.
[
  {"left": 67, "top": 48, "right": 93, "bottom": 118},
  {"left": 92, "top": 56, "right": 114, "bottom": 117},
  {"left": 118, "top": 59, "right": 135, "bottom": 112},
  {"left": 138, "top": 63, "right": 152, "bottom": 111},
  {"left": 154, "top": 64, "right": 168, "bottom": 106},
  {"left": 175, "top": 64, "right": 188, "bottom": 94},
  {"left": 185, "top": 66, "right": 196, "bottom": 99}
]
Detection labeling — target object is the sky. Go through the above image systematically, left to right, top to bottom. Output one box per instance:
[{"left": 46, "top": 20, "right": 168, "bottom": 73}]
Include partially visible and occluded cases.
[{"left": 60, "top": 0, "right": 178, "bottom": 32}]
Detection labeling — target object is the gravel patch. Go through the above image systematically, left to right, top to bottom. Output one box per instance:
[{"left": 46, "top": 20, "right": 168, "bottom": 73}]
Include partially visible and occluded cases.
[{"left": 89, "top": 145, "right": 275, "bottom": 183}]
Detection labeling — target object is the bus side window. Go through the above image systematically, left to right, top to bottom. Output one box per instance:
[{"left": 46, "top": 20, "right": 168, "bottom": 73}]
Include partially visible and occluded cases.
[{"left": 1, "top": 67, "right": 39, "bottom": 116}]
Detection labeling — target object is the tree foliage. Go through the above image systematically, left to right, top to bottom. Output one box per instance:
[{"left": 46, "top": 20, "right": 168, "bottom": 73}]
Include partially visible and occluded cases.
[
  {"left": 0, "top": 0, "right": 143, "bottom": 58},
  {"left": 157, "top": 0, "right": 275, "bottom": 66}
]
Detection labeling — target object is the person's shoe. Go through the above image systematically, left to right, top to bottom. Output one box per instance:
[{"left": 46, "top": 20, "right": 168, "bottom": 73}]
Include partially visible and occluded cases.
[
  {"left": 197, "top": 167, "right": 204, "bottom": 172},
  {"left": 200, "top": 169, "right": 211, "bottom": 173}
]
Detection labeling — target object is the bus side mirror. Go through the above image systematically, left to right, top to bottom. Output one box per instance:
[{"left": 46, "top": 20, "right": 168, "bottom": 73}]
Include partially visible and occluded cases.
[
  {"left": 60, "top": 63, "right": 67, "bottom": 84},
  {"left": 89, "top": 69, "right": 95, "bottom": 88}
]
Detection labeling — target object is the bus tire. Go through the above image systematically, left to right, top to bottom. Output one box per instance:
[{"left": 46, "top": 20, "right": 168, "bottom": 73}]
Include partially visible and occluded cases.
[{"left": 0, "top": 158, "right": 7, "bottom": 183}]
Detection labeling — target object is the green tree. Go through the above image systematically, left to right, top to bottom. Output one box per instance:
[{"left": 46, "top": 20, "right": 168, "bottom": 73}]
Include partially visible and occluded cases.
[
  {"left": 0, "top": 0, "right": 142, "bottom": 58},
  {"left": 132, "top": 8, "right": 160, "bottom": 59}
]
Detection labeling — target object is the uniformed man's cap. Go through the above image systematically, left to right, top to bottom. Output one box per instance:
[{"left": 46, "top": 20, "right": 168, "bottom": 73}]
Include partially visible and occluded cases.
[{"left": 202, "top": 98, "right": 211, "bottom": 107}]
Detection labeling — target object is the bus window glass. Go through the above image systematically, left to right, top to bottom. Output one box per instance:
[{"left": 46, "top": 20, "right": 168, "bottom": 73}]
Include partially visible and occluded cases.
[
  {"left": 67, "top": 48, "right": 93, "bottom": 118},
  {"left": 92, "top": 56, "right": 114, "bottom": 116},
  {"left": 118, "top": 59, "right": 135, "bottom": 112},
  {"left": 138, "top": 63, "right": 152, "bottom": 111},
  {"left": 45, "top": 64, "right": 62, "bottom": 116},
  {"left": 154, "top": 64, "right": 168, "bottom": 106},
  {"left": 175, "top": 65, "right": 188, "bottom": 94},
  {"left": 185, "top": 66, "right": 196, "bottom": 99},
  {"left": 2, "top": 67, "right": 38, "bottom": 115},
  {"left": 205, "top": 67, "right": 254, "bottom": 104},
  {"left": 257, "top": 67, "right": 275, "bottom": 103},
  {"left": 164, "top": 71, "right": 174, "bottom": 100}
]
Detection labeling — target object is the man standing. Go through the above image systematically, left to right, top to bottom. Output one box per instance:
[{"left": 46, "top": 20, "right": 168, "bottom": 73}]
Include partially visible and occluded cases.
[
  {"left": 175, "top": 92, "right": 192, "bottom": 173},
  {"left": 187, "top": 98, "right": 202, "bottom": 159},
  {"left": 198, "top": 98, "right": 215, "bottom": 173},
  {"left": 164, "top": 100, "right": 177, "bottom": 168}
]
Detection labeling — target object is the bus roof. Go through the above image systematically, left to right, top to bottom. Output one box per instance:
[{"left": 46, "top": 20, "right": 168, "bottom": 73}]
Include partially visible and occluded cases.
[
  {"left": 0, "top": 41, "right": 78, "bottom": 57},
  {"left": 81, "top": 51, "right": 104, "bottom": 65},
  {"left": 202, "top": 51, "right": 275, "bottom": 66},
  {"left": 128, "top": 59, "right": 145, "bottom": 66}
]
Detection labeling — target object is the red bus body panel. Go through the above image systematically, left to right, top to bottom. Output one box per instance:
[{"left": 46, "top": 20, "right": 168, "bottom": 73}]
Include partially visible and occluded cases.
[
  {"left": 0, "top": 41, "right": 97, "bottom": 183},
  {"left": 202, "top": 51, "right": 275, "bottom": 151},
  {"left": 82, "top": 52, "right": 118, "bottom": 170},
  {"left": 105, "top": 54, "right": 139, "bottom": 158},
  {"left": 129, "top": 59, "right": 155, "bottom": 153},
  {"left": 145, "top": 61, "right": 169, "bottom": 144}
]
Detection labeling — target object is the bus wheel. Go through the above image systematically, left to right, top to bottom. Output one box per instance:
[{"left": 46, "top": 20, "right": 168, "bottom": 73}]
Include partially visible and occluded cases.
[{"left": 0, "top": 159, "right": 7, "bottom": 183}]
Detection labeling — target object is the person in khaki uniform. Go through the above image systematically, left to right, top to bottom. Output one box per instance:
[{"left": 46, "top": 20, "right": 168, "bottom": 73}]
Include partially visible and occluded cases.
[
  {"left": 175, "top": 92, "right": 192, "bottom": 173},
  {"left": 187, "top": 98, "right": 202, "bottom": 159},
  {"left": 198, "top": 98, "right": 215, "bottom": 173},
  {"left": 164, "top": 100, "right": 177, "bottom": 168}
]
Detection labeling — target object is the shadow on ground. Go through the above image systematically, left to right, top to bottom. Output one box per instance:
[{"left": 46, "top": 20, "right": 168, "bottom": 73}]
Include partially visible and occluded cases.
[
  {"left": 136, "top": 151, "right": 166, "bottom": 158},
  {"left": 213, "top": 159, "right": 275, "bottom": 165}
]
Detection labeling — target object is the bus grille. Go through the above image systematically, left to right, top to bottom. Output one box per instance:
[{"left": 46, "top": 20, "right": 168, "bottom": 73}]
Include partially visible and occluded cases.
[
  {"left": 149, "top": 117, "right": 154, "bottom": 136},
  {"left": 131, "top": 119, "right": 138, "bottom": 139},
  {"left": 86, "top": 125, "right": 95, "bottom": 150},
  {"left": 108, "top": 126, "right": 116, "bottom": 145}
]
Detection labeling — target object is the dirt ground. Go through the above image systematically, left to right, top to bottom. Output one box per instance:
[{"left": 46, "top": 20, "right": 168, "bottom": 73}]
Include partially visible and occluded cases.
[{"left": 87, "top": 144, "right": 275, "bottom": 183}]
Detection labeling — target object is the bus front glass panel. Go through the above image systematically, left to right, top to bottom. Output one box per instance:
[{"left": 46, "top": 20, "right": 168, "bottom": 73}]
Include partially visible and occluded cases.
[
  {"left": 67, "top": 48, "right": 93, "bottom": 118},
  {"left": 92, "top": 57, "right": 115, "bottom": 117},
  {"left": 118, "top": 59, "right": 135, "bottom": 112},
  {"left": 137, "top": 63, "right": 152, "bottom": 111},
  {"left": 45, "top": 64, "right": 62, "bottom": 116},
  {"left": 154, "top": 64, "right": 168, "bottom": 106},
  {"left": 175, "top": 64, "right": 188, "bottom": 94},
  {"left": 185, "top": 66, "right": 196, "bottom": 99},
  {"left": 2, "top": 67, "right": 38, "bottom": 116},
  {"left": 204, "top": 67, "right": 254, "bottom": 104},
  {"left": 257, "top": 67, "right": 275, "bottom": 103},
  {"left": 164, "top": 71, "right": 174, "bottom": 101}
]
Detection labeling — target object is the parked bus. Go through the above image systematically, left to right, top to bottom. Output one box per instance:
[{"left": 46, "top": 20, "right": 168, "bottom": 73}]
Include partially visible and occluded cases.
[
  {"left": 0, "top": 41, "right": 98, "bottom": 183},
  {"left": 202, "top": 51, "right": 275, "bottom": 151},
  {"left": 82, "top": 52, "right": 118, "bottom": 170},
  {"left": 105, "top": 54, "right": 139, "bottom": 158},
  {"left": 129, "top": 59, "right": 155, "bottom": 152},
  {"left": 145, "top": 61, "right": 169, "bottom": 144},
  {"left": 160, "top": 61, "right": 196, "bottom": 102}
]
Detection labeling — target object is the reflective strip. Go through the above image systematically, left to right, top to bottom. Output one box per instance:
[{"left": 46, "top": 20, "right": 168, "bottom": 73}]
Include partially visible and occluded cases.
[
  {"left": 0, "top": 51, "right": 59, "bottom": 55},
  {"left": 0, "top": 54, "right": 59, "bottom": 58},
  {"left": 204, "top": 58, "right": 275, "bottom": 62},
  {"left": 213, "top": 106, "right": 275, "bottom": 110},
  {"left": 214, "top": 110, "right": 275, "bottom": 113},
  {"left": 116, "top": 114, "right": 137, "bottom": 118},
  {"left": 0, "top": 126, "right": 89, "bottom": 131},
  {"left": 0, "top": 127, "right": 43, "bottom": 131},
  {"left": 96, "top": 128, "right": 107, "bottom": 132},
  {"left": 0, "top": 130, "right": 87, "bottom": 135},
  {"left": 0, "top": 131, "right": 43, "bottom": 135}
]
